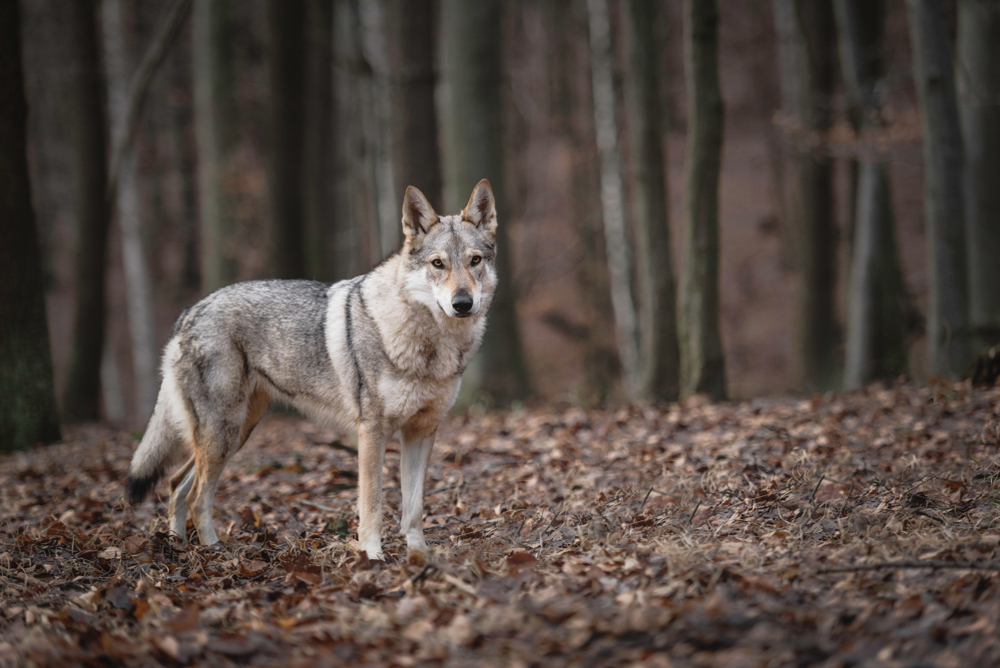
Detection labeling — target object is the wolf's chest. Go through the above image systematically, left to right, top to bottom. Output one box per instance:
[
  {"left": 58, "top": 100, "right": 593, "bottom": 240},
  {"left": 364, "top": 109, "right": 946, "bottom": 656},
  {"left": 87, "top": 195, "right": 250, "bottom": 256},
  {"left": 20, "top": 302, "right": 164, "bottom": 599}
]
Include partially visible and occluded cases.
[{"left": 375, "top": 371, "right": 461, "bottom": 422}]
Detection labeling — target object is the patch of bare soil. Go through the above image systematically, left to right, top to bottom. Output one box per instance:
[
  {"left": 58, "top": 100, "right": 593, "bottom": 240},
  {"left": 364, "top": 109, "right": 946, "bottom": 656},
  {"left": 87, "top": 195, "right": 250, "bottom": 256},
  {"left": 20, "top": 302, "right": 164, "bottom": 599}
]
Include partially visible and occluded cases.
[{"left": 2, "top": 382, "right": 1000, "bottom": 666}]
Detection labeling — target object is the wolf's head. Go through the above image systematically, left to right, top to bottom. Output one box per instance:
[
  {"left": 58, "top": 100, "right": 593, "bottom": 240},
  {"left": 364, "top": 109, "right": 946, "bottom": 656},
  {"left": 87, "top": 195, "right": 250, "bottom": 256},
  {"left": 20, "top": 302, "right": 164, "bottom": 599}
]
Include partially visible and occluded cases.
[{"left": 401, "top": 180, "right": 499, "bottom": 320}]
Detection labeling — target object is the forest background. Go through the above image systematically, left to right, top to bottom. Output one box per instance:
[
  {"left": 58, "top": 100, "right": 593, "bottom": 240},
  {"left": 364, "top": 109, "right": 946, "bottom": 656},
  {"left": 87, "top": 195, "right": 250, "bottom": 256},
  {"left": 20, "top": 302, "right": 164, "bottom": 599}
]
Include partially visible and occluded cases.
[{"left": 2, "top": 0, "right": 999, "bottom": 444}]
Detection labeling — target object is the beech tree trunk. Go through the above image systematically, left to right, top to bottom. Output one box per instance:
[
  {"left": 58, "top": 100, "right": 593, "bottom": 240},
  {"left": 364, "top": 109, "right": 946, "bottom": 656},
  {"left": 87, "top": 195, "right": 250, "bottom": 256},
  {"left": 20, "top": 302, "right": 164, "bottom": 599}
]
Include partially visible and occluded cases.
[
  {"left": 0, "top": 0, "right": 62, "bottom": 450},
  {"left": 63, "top": 0, "right": 111, "bottom": 422},
  {"left": 103, "top": 0, "right": 158, "bottom": 420},
  {"left": 192, "top": 0, "right": 237, "bottom": 292},
  {"left": 267, "top": 0, "right": 307, "bottom": 279},
  {"left": 302, "top": 0, "right": 334, "bottom": 281},
  {"left": 331, "top": 0, "right": 380, "bottom": 277},
  {"left": 360, "top": 0, "right": 399, "bottom": 260},
  {"left": 387, "top": 0, "right": 442, "bottom": 212},
  {"left": 441, "top": 0, "right": 531, "bottom": 404},
  {"left": 550, "top": 0, "right": 618, "bottom": 405},
  {"left": 586, "top": 0, "right": 641, "bottom": 400},
  {"left": 624, "top": 0, "right": 680, "bottom": 402},
  {"left": 680, "top": 0, "right": 727, "bottom": 400},
  {"left": 773, "top": 0, "right": 839, "bottom": 391},
  {"left": 835, "top": 0, "right": 909, "bottom": 388},
  {"left": 906, "top": 0, "right": 971, "bottom": 376},
  {"left": 957, "top": 0, "right": 1000, "bottom": 353}
]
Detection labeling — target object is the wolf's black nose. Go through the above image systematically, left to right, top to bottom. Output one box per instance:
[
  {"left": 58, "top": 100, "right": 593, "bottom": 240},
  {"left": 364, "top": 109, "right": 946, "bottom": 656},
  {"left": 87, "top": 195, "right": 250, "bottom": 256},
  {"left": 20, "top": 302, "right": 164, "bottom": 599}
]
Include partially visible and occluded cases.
[{"left": 452, "top": 290, "right": 474, "bottom": 315}]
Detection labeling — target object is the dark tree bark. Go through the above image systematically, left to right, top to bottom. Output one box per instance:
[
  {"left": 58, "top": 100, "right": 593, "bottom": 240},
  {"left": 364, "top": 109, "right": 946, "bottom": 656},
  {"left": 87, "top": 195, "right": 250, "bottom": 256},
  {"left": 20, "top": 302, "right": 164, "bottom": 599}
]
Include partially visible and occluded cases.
[
  {"left": 0, "top": 0, "right": 62, "bottom": 450},
  {"left": 63, "top": 0, "right": 111, "bottom": 422},
  {"left": 192, "top": 0, "right": 237, "bottom": 292},
  {"left": 267, "top": 0, "right": 307, "bottom": 279},
  {"left": 302, "top": 0, "right": 335, "bottom": 281},
  {"left": 331, "top": 0, "right": 381, "bottom": 278},
  {"left": 387, "top": 0, "right": 442, "bottom": 213},
  {"left": 441, "top": 0, "right": 531, "bottom": 405},
  {"left": 623, "top": 0, "right": 680, "bottom": 402},
  {"left": 680, "top": 0, "right": 727, "bottom": 400},
  {"left": 773, "top": 0, "right": 839, "bottom": 391},
  {"left": 835, "top": 0, "right": 909, "bottom": 388},
  {"left": 906, "top": 0, "right": 971, "bottom": 376},
  {"left": 958, "top": 0, "right": 1000, "bottom": 353}
]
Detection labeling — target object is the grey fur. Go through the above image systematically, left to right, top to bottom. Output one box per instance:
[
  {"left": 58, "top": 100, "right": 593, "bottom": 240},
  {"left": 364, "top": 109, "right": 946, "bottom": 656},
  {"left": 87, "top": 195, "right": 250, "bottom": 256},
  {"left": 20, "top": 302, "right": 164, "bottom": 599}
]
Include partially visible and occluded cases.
[{"left": 125, "top": 181, "right": 499, "bottom": 559}]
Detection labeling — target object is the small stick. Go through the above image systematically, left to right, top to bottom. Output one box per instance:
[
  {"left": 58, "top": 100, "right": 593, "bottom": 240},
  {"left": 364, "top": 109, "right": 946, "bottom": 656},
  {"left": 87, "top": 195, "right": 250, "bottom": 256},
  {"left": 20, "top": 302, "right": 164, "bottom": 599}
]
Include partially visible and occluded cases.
[
  {"left": 326, "top": 440, "right": 359, "bottom": 455},
  {"left": 299, "top": 500, "right": 340, "bottom": 514},
  {"left": 687, "top": 500, "right": 702, "bottom": 525},
  {"left": 816, "top": 560, "right": 1000, "bottom": 574}
]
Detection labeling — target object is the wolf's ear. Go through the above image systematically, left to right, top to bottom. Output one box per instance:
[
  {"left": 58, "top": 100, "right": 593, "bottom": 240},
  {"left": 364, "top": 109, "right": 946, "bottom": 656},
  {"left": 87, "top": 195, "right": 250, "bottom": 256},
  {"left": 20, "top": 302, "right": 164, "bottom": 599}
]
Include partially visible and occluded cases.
[
  {"left": 461, "top": 179, "right": 497, "bottom": 237},
  {"left": 401, "top": 186, "right": 439, "bottom": 248}
]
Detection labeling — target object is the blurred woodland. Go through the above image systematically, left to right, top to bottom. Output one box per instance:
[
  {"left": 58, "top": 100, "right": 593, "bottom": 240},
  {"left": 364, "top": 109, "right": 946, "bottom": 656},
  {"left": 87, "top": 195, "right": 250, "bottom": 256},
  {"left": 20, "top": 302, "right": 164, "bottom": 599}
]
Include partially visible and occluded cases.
[{"left": 3, "top": 0, "right": 1000, "bottom": 448}]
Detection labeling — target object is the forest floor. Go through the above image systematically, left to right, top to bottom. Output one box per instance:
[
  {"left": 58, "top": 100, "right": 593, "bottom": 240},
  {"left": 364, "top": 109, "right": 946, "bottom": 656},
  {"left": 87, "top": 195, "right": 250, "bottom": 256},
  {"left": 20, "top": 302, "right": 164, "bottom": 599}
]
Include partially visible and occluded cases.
[{"left": 2, "top": 381, "right": 1000, "bottom": 667}]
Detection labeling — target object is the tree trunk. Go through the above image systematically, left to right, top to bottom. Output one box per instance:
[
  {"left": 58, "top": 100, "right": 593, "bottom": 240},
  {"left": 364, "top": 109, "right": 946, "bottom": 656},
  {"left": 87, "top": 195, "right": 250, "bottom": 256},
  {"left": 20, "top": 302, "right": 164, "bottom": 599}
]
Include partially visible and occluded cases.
[
  {"left": 0, "top": 0, "right": 62, "bottom": 450},
  {"left": 63, "top": 0, "right": 111, "bottom": 422},
  {"left": 102, "top": 0, "right": 158, "bottom": 420},
  {"left": 192, "top": 0, "right": 237, "bottom": 292},
  {"left": 267, "top": 0, "right": 307, "bottom": 279},
  {"left": 302, "top": 0, "right": 334, "bottom": 281},
  {"left": 359, "top": 0, "right": 399, "bottom": 260},
  {"left": 387, "top": 0, "right": 442, "bottom": 212},
  {"left": 441, "top": 0, "right": 531, "bottom": 405},
  {"left": 550, "top": 0, "right": 618, "bottom": 405},
  {"left": 585, "top": 0, "right": 641, "bottom": 400},
  {"left": 623, "top": 0, "right": 680, "bottom": 402},
  {"left": 680, "top": 0, "right": 727, "bottom": 400},
  {"left": 773, "top": 0, "right": 839, "bottom": 391},
  {"left": 835, "top": 0, "right": 909, "bottom": 388},
  {"left": 906, "top": 0, "right": 971, "bottom": 376},
  {"left": 957, "top": 0, "right": 1000, "bottom": 353}
]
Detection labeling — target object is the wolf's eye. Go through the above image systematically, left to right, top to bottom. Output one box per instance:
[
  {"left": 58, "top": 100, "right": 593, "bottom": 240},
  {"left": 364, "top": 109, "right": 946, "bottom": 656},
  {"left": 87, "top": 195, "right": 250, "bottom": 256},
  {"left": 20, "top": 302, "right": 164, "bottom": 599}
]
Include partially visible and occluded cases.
[
  {"left": 471, "top": 256, "right": 482, "bottom": 266},
  {"left": 432, "top": 259, "right": 444, "bottom": 268}
]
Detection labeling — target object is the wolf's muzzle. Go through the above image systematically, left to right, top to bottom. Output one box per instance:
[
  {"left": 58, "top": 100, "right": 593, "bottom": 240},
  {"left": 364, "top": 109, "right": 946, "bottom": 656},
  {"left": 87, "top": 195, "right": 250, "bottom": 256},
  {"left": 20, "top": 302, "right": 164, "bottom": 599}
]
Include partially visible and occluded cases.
[{"left": 452, "top": 290, "right": 474, "bottom": 316}]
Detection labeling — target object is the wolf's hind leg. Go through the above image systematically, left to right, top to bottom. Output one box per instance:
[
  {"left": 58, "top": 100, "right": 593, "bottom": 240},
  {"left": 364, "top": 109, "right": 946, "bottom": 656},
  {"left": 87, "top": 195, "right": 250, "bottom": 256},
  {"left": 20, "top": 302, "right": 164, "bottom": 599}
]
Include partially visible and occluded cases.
[
  {"left": 187, "top": 389, "right": 270, "bottom": 547},
  {"left": 400, "top": 419, "right": 437, "bottom": 552},
  {"left": 168, "top": 457, "right": 196, "bottom": 541}
]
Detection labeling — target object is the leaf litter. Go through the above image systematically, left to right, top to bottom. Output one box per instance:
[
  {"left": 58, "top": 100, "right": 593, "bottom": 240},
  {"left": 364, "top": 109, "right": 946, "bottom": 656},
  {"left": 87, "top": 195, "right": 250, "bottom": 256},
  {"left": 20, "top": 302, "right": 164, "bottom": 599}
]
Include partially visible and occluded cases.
[{"left": 1, "top": 381, "right": 1000, "bottom": 666}]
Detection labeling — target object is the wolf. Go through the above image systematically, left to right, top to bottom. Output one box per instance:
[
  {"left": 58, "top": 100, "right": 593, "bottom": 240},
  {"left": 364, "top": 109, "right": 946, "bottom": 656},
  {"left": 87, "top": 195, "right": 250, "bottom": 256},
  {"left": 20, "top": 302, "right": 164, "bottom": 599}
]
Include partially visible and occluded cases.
[{"left": 125, "top": 180, "right": 498, "bottom": 560}]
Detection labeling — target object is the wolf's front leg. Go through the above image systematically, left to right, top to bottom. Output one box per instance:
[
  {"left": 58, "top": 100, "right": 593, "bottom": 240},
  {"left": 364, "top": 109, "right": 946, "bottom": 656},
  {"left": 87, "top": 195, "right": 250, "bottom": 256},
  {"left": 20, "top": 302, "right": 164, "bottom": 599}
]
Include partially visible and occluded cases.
[
  {"left": 400, "top": 422, "right": 436, "bottom": 552},
  {"left": 356, "top": 423, "right": 388, "bottom": 560}
]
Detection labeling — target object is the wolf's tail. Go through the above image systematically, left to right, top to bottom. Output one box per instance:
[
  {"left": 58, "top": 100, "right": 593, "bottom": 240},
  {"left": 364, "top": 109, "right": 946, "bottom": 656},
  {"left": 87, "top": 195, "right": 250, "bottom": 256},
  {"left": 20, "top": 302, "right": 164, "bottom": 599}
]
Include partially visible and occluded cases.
[{"left": 125, "top": 384, "right": 186, "bottom": 506}]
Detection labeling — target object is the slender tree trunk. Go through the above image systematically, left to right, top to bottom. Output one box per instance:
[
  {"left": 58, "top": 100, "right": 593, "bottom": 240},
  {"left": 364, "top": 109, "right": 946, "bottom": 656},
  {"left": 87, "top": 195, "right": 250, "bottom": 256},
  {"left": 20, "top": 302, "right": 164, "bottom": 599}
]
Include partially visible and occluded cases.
[
  {"left": 0, "top": 0, "right": 62, "bottom": 449},
  {"left": 63, "top": 0, "right": 111, "bottom": 422},
  {"left": 103, "top": 0, "right": 158, "bottom": 420},
  {"left": 192, "top": 0, "right": 237, "bottom": 292},
  {"left": 267, "top": 0, "right": 307, "bottom": 279},
  {"left": 302, "top": 0, "right": 334, "bottom": 281},
  {"left": 331, "top": 0, "right": 378, "bottom": 278},
  {"left": 360, "top": 0, "right": 398, "bottom": 260},
  {"left": 387, "top": 0, "right": 442, "bottom": 212},
  {"left": 441, "top": 0, "right": 531, "bottom": 404},
  {"left": 550, "top": 0, "right": 618, "bottom": 405},
  {"left": 585, "top": 0, "right": 641, "bottom": 400},
  {"left": 623, "top": 0, "right": 680, "bottom": 402},
  {"left": 680, "top": 0, "right": 727, "bottom": 400},
  {"left": 773, "top": 0, "right": 839, "bottom": 391},
  {"left": 835, "top": 0, "right": 909, "bottom": 388},
  {"left": 906, "top": 0, "right": 971, "bottom": 376},
  {"left": 957, "top": 0, "right": 1000, "bottom": 353},
  {"left": 169, "top": 44, "right": 200, "bottom": 294}
]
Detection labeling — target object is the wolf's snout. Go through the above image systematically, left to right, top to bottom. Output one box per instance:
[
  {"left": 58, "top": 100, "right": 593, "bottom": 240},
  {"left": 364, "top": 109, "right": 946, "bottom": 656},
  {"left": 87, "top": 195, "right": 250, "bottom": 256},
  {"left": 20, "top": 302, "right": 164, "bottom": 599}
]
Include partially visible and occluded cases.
[{"left": 452, "top": 290, "right": 474, "bottom": 315}]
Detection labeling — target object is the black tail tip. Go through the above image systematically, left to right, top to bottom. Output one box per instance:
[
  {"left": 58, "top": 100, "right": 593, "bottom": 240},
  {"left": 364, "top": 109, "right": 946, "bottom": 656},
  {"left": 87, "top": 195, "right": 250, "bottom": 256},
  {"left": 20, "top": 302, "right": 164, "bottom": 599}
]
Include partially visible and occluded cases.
[{"left": 125, "top": 472, "right": 159, "bottom": 506}]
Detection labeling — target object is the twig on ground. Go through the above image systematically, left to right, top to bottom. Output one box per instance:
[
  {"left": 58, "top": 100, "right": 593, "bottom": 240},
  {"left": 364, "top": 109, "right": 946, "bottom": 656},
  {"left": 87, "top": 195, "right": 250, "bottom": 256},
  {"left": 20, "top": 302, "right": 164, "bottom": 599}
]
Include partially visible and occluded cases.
[
  {"left": 326, "top": 441, "right": 359, "bottom": 456},
  {"left": 816, "top": 560, "right": 1000, "bottom": 574}
]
